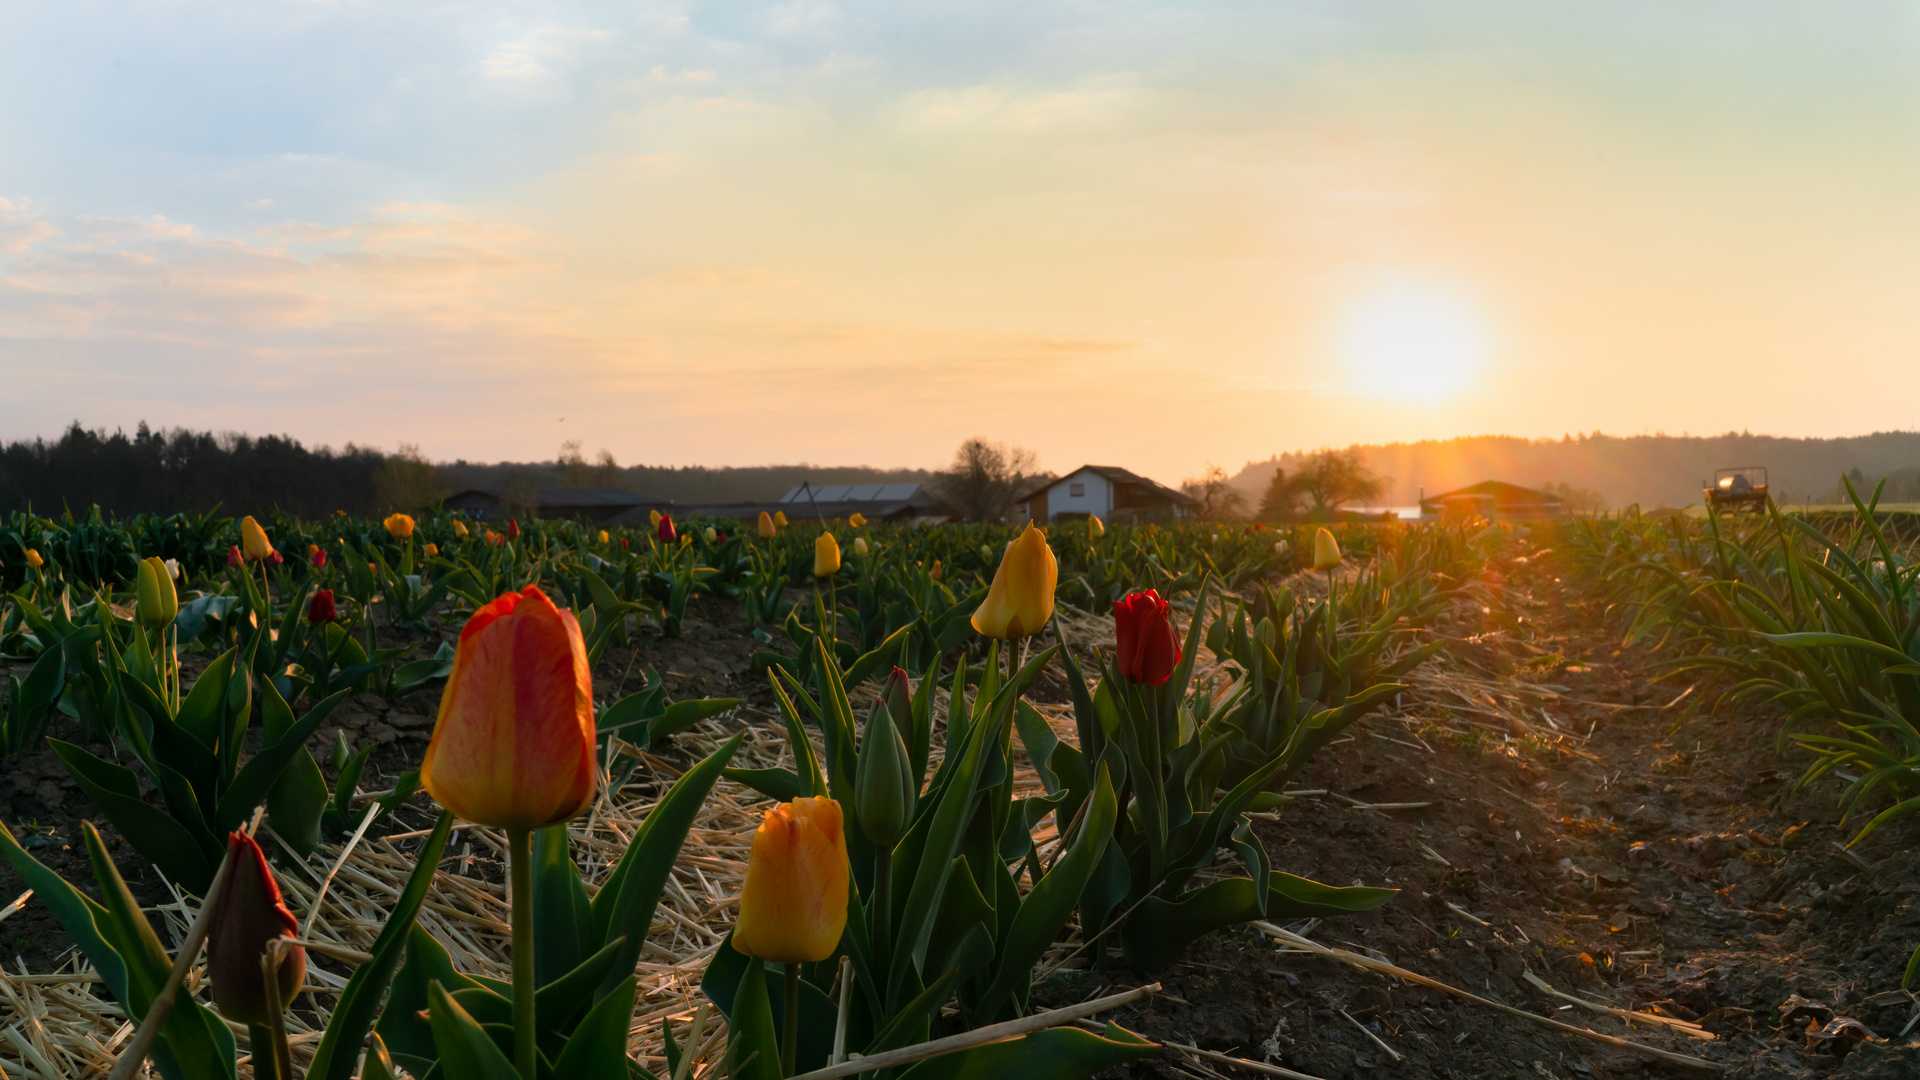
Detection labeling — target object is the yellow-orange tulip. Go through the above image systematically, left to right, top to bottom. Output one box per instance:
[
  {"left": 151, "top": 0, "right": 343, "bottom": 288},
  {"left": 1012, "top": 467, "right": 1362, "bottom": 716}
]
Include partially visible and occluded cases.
[
  {"left": 649, "top": 509, "right": 663, "bottom": 527},
  {"left": 757, "top": 511, "right": 776, "bottom": 539},
  {"left": 774, "top": 511, "right": 789, "bottom": 528},
  {"left": 849, "top": 512, "right": 867, "bottom": 528},
  {"left": 383, "top": 513, "right": 415, "bottom": 539},
  {"left": 1089, "top": 515, "right": 1105, "bottom": 539},
  {"left": 239, "top": 516, "right": 275, "bottom": 562},
  {"left": 452, "top": 519, "right": 470, "bottom": 538},
  {"left": 970, "top": 523, "right": 1057, "bottom": 639},
  {"left": 1312, "top": 527, "right": 1342, "bottom": 571},
  {"left": 597, "top": 529, "right": 610, "bottom": 545},
  {"left": 814, "top": 532, "right": 841, "bottom": 577},
  {"left": 424, "top": 542, "right": 440, "bottom": 558},
  {"left": 25, "top": 548, "right": 44, "bottom": 569},
  {"left": 929, "top": 559, "right": 942, "bottom": 581},
  {"left": 421, "top": 586, "right": 596, "bottom": 830},
  {"left": 732, "top": 797, "right": 850, "bottom": 963}
]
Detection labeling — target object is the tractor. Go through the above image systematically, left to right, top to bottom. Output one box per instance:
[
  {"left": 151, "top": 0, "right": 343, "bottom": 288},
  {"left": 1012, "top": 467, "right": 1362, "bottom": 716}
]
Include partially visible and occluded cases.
[{"left": 1704, "top": 466, "right": 1768, "bottom": 512}]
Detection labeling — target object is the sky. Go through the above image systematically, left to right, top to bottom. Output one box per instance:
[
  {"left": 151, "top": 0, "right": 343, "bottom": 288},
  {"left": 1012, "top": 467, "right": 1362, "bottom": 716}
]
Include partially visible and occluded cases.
[{"left": 4, "top": 1, "right": 1919, "bottom": 484}]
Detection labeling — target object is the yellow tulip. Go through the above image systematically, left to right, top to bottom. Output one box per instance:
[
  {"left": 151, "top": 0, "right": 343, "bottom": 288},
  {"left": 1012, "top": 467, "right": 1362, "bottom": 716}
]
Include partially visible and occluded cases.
[
  {"left": 649, "top": 509, "right": 663, "bottom": 527},
  {"left": 757, "top": 511, "right": 776, "bottom": 539},
  {"left": 774, "top": 511, "right": 789, "bottom": 528},
  {"left": 849, "top": 512, "right": 867, "bottom": 528},
  {"left": 383, "top": 513, "right": 416, "bottom": 539},
  {"left": 1089, "top": 515, "right": 1105, "bottom": 539},
  {"left": 239, "top": 516, "right": 275, "bottom": 562},
  {"left": 452, "top": 520, "right": 470, "bottom": 538},
  {"left": 971, "top": 523, "right": 1057, "bottom": 639},
  {"left": 1312, "top": 527, "right": 1341, "bottom": 571},
  {"left": 597, "top": 529, "right": 610, "bottom": 545},
  {"left": 814, "top": 532, "right": 841, "bottom": 577},
  {"left": 853, "top": 537, "right": 869, "bottom": 556},
  {"left": 25, "top": 549, "right": 44, "bottom": 569},
  {"left": 136, "top": 556, "right": 178, "bottom": 628},
  {"left": 929, "top": 559, "right": 942, "bottom": 581},
  {"left": 421, "top": 586, "right": 596, "bottom": 830},
  {"left": 732, "top": 797, "right": 850, "bottom": 963}
]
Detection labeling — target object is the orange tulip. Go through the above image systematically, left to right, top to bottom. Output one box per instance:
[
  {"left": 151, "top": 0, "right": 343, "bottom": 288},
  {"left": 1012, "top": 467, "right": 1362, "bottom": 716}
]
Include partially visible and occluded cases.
[
  {"left": 757, "top": 511, "right": 776, "bottom": 539},
  {"left": 384, "top": 513, "right": 416, "bottom": 539},
  {"left": 239, "top": 516, "right": 275, "bottom": 562},
  {"left": 452, "top": 519, "right": 470, "bottom": 538},
  {"left": 970, "top": 522, "right": 1057, "bottom": 639},
  {"left": 424, "top": 542, "right": 439, "bottom": 558},
  {"left": 421, "top": 586, "right": 596, "bottom": 830},
  {"left": 732, "top": 797, "right": 850, "bottom": 963}
]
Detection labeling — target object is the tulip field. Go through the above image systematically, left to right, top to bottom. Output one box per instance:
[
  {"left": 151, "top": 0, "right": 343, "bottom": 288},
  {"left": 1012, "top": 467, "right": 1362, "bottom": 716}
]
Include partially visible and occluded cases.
[{"left": 4, "top": 502, "right": 1920, "bottom": 1078}]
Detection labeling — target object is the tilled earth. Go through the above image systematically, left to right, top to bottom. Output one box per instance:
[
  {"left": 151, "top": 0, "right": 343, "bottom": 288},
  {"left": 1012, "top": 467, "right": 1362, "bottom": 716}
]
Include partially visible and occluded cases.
[{"left": 7, "top": 552, "right": 1920, "bottom": 1079}]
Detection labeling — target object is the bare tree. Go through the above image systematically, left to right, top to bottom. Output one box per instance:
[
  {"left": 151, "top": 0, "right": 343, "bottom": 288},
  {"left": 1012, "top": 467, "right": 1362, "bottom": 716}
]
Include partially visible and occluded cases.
[
  {"left": 932, "top": 438, "right": 1046, "bottom": 522},
  {"left": 557, "top": 440, "right": 591, "bottom": 488},
  {"left": 372, "top": 443, "right": 443, "bottom": 511},
  {"left": 592, "top": 449, "right": 625, "bottom": 489},
  {"left": 1257, "top": 449, "right": 1385, "bottom": 521},
  {"left": 1181, "top": 463, "right": 1248, "bottom": 521}
]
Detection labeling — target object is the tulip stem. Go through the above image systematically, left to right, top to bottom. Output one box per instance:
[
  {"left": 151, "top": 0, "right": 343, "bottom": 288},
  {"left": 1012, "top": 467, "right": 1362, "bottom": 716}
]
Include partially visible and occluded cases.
[
  {"left": 508, "top": 826, "right": 537, "bottom": 1080},
  {"left": 782, "top": 961, "right": 801, "bottom": 1076}
]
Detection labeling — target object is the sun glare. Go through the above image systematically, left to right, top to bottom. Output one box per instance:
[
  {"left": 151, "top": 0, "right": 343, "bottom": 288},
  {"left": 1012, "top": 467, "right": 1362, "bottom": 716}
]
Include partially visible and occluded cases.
[{"left": 1340, "top": 283, "right": 1488, "bottom": 402}]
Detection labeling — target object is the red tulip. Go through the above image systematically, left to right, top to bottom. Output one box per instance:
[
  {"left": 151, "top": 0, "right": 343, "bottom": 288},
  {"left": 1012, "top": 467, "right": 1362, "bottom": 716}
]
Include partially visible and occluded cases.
[
  {"left": 656, "top": 514, "right": 677, "bottom": 545},
  {"left": 506, "top": 518, "right": 521, "bottom": 539},
  {"left": 619, "top": 537, "right": 629, "bottom": 550},
  {"left": 226, "top": 545, "right": 244, "bottom": 568},
  {"left": 310, "top": 547, "right": 327, "bottom": 570},
  {"left": 267, "top": 550, "right": 284, "bottom": 567},
  {"left": 421, "top": 585, "right": 596, "bottom": 829},
  {"left": 307, "top": 589, "right": 337, "bottom": 625},
  {"left": 1113, "top": 589, "right": 1181, "bottom": 686},
  {"left": 205, "top": 831, "right": 304, "bottom": 1026}
]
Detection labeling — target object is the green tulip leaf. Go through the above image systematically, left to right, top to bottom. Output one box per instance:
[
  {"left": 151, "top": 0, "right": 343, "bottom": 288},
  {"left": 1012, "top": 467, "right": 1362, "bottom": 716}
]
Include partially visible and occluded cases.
[
  {"left": 260, "top": 676, "right": 329, "bottom": 856},
  {"left": 46, "top": 739, "right": 217, "bottom": 894},
  {"left": 532, "top": 824, "right": 597, "bottom": 987},
  {"left": 1121, "top": 872, "right": 1395, "bottom": 973},
  {"left": 552, "top": 975, "right": 639, "bottom": 1076},
  {"left": 425, "top": 981, "right": 523, "bottom": 1080}
]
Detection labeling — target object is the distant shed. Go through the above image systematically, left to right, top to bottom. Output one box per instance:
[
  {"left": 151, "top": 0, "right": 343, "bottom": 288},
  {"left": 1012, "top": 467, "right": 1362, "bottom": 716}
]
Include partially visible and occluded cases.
[
  {"left": 1419, "top": 481, "right": 1566, "bottom": 521},
  {"left": 444, "top": 487, "right": 665, "bottom": 523}
]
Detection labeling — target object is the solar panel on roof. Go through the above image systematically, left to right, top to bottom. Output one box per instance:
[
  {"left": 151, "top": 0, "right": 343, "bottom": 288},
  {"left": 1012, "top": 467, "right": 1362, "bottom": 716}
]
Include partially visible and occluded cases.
[{"left": 877, "top": 484, "right": 917, "bottom": 499}]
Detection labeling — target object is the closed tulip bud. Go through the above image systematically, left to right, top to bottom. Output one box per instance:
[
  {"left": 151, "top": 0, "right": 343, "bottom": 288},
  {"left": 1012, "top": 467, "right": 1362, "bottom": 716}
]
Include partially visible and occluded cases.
[
  {"left": 649, "top": 509, "right": 663, "bottom": 527},
  {"left": 757, "top": 511, "right": 776, "bottom": 539},
  {"left": 773, "top": 511, "right": 789, "bottom": 528},
  {"left": 849, "top": 512, "right": 867, "bottom": 528},
  {"left": 383, "top": 513, "right": 416, "bottom": 539},
  {"left": 656, "top": 514, "right": 677, "bottom": 545},
  {"left": 1089, "top": 515, "right": 1105, "bottom": 539},
  {"left": 239, "top": 516, "right": 275, "bottom": 562},
  {"left": 506, "top": 518, "right": 521, "bottom": 540},
  {"left": 452, "top": 519, "right": 470, "bottom": 538},
  {"left": 970, "top": 523, "right": 1057, "bottom": 640},
  {"left": 704, "top": 526, "right": 718, "bottom": 544},
  {"left": 1312, "top": 527, "right": 1341, "bottom": 571},
  {"left": 598, "top": 529, "right": 610, "bottom": 545},
  {"left": 814, "top": 532, "right": 841, "bottom": 577},
  {"left": 619, "top": 537, "right": 629, "bottom": 550},
  {"left": 853, "top": 537, "right": 869, "bottom": 556},
  {"left": 424, "top": 542, "right": 439, "bottom": 558},
  {"left": 979, "top": 543, "right": 993, "bottom": 561},
  {"left": 227, "top": 545, "right": 244, "bottom": 569},
  {"left": 309, "top": 545, "right": 327, "bottom": 570},
  {"left": 25, "top": 549, "right": 44, "bottom": 569},
  {"left": 267, "top": 550, "right": 284, "bottom": 567},
  {"left": 136, "top": 556, "right": 177, "bottom": 628},
  {"left": 164, "top": 558, "right": 180, "bottom": 579},
  {"left": 929, "top": 559, "right": 942, "bottom": 581},
  {"left": 421, "top": 586, "right": 596, "bottom": 830},
  {"left": 1112, "top": 589, "right": 1181, "bottom": 686},
  {"left": 882, "top": 666, "right": 913, "bottom": 736},
  {"left": 856, "top": 700, "right": 914, "bottom": 849},
  {"left": 332, "top": 731, "right": 350, "bottom": 773},
  {"left": 732, "top": 797, "right": 850, "bottom": 963},
  {"left": 206, "top": 831, "right": 304, "bottom": 1026}
]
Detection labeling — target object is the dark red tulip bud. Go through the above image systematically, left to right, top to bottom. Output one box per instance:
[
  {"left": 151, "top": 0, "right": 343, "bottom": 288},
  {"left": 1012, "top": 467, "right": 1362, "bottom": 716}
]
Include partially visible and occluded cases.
[
  {"left": 656, "top": 514, "right": 678, "bottom": 545},
  {"left": 506, "top": 518, "right": 521, "bottom": 539},
  {"left": 619, "top": 537, "right": 629, "bottom": 550},
  {"left": 227, "top": 545, "right": 244, "bottom": 569},
  {"left": 267, "top": 550, "right": 284, "bottom": 567},
  {"left": 307, "top": 589, "right": 337, "bottom": 625},
  {"left": 1113, "top": 589, "right": 1181, "bottom": 686},
  {"left": 882, "top": 666, "right": 913, "bottom": 737},
  {"left": 205, "top": 832, "right": 304, "bottom": 1026}
]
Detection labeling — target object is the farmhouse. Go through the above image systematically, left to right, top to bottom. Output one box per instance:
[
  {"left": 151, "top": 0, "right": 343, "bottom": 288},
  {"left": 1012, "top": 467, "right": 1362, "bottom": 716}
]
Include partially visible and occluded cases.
[
  {"left": 1016, "top": 465, "right": 1199, "bottom": 524},
  {"left": 1419, "top": 480, "right": 1566, "bottom": 521},
  {"left": 658, "top": 482, "right": 953, "bottom": 525},
  {"left": 443, "top": 487, "right": 666, "bottom": 523}
]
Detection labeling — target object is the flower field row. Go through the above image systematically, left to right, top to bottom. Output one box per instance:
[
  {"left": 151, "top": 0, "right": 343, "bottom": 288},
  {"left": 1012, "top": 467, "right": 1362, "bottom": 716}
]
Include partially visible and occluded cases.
[{"left": 0, "top": 504, "right": 1505, "bottom": 1079}]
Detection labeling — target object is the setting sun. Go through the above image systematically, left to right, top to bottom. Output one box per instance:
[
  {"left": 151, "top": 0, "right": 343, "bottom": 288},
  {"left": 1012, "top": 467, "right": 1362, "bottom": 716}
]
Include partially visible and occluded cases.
[{"left": 1340, "top": 283, "right": 1489, "bottom": 404}]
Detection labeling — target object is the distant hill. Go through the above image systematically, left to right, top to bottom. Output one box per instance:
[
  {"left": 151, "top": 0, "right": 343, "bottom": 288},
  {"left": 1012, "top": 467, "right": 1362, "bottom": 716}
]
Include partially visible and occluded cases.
[
  {"left": 1228, "top": 431, "right": 1920, "bottom": 511},
  {"left": 437, "top": 460, "right": 936, "bottom": 506}
]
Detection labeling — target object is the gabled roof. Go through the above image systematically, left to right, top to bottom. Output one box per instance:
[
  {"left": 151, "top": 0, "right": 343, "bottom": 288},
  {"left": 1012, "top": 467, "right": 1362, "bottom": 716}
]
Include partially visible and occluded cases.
[
  {"left": 1016, "top": 465, "right": 1199, "bottom": 507},
  {"left": 1420, "top": 481, "right": 1564, "bottom": 508},
  {"left": 777, "top": 483, "right": 934, "bottom": 505},
  {"left": 444, "top": 487, "right": 665, "bottom": 508}
]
